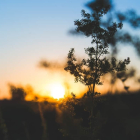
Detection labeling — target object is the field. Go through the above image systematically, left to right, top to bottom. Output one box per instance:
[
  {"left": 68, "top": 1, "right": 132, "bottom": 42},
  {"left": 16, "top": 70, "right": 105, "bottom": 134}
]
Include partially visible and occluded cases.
[{"left": 0, "top": 91, "right": 140, "bottom": 140}]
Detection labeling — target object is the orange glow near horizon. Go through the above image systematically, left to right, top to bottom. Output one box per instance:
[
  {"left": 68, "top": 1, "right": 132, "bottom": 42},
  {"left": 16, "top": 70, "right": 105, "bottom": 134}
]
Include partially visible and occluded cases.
[{"left": 2, "top": 67, "right": 139, "bottom": 101}]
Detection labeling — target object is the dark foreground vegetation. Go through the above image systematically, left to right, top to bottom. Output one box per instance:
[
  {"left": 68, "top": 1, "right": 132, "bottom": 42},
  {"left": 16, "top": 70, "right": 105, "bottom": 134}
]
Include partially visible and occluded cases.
[{"left": 0, "top": 91, "right": 140, "bottom": 140}]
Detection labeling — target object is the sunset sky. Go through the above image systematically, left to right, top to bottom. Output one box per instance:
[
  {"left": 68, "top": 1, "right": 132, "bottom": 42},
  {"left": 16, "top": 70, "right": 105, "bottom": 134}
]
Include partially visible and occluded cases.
[{"left": 0, "top": 0, "right": 140, "bottom": 99}]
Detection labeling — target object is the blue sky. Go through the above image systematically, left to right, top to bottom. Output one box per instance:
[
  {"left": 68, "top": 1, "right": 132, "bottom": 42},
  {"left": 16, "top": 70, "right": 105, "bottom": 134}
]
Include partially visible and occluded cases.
[{"left": 0, "top": 0, "right": 140, "bottom": 98}]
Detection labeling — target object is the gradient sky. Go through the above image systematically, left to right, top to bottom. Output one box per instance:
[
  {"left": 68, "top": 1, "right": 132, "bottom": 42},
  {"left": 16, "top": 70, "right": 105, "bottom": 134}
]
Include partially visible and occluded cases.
[{"left": 0, "top": 0, "right": 140, "bottom": 99}]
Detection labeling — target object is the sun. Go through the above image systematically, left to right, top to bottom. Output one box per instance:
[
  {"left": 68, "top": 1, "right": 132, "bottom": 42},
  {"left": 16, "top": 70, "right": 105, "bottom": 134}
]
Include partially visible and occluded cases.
[{"left": 50, "top": 83, "right": 65, "bottom": 99}]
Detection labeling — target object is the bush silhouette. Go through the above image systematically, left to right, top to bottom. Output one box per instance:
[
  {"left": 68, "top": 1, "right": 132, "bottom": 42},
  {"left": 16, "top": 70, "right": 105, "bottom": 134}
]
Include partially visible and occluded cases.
[{"left": 9, "top": 85, "right": 26, "bottom": 101}]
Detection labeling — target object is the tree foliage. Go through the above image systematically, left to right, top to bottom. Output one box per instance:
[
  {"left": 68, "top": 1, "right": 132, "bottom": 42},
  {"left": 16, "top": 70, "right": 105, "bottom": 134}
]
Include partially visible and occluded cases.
[{"left": 65, "top": 6, "right": 130, "bottom": 97}]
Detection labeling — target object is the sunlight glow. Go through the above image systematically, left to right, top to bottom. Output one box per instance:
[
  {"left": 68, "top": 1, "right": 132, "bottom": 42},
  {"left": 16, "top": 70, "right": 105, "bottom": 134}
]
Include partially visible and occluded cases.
[{"left": 50, "top": 83, "right": 65, "bottom": 99}]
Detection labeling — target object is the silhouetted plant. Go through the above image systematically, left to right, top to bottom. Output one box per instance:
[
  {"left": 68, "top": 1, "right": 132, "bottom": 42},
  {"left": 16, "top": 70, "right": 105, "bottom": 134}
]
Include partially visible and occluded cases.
[
  {"left": 86, "top": 0, "right": 140, "bottom": 57},
  {"left": 64, "top": 4, "right": 130, "bottom": 140},
  {"left": 117, "top": 68, "right": 136, "bottom": 93},
  {"left": 138, "top": 77, "right": 140, "bottom": 91},
  {"left": 9, "top": 85, "right": 26, "bottom": 101},
  {"left": 58, "top": 97, "right": 85, "bottom": 140},
  {"left": 38, "top": 102, "right": 48, "bottom": 140},
  {"left": 0, "top": 109, "right": 8, "bottom": 140}
]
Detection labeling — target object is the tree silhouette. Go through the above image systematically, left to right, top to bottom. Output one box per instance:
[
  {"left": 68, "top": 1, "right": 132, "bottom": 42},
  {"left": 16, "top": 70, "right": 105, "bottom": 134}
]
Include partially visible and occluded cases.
[
  {"left": 86, "top": 0, "right": 140, "bottom": 57},
  {"left": 64, "top": 4, "right": 130, "bottom": 138},
  {"left": 65, "top": 6, "right": 130, "bottom": 98}
]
